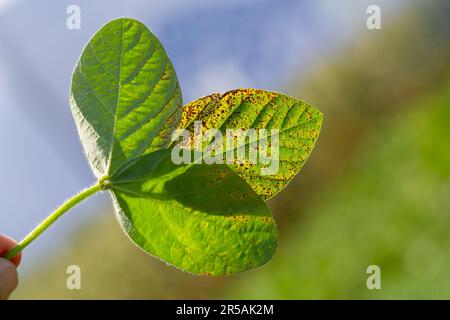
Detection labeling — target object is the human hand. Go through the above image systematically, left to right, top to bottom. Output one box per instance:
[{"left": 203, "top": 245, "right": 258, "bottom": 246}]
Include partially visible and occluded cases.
[{"left": 0, "top": 235, "right": 22, "bottom": 300}]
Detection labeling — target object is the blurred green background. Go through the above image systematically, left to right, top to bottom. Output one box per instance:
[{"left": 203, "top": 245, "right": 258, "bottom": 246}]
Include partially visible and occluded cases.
[{"left": 5, "top": 0, "right": 450, "bottom": 299}]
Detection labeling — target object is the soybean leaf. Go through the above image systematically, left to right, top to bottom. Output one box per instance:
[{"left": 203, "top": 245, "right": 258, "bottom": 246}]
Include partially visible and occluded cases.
[
  {"left": 65, "top": 17, "right": 322, "bottom": 276},
  {"left": 70, "top": 18, "right": 182, "bottom": 178},
  {"left": 176, "top": 89, "right": 323, "bottom": 199},
  {"left": 110, "top": 149, "right": 278, "bottom": 275}
]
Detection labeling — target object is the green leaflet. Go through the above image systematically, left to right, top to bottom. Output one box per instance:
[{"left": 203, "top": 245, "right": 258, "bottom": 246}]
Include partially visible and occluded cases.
[
  {"left": 70, "top": 18, "right": 182, "bottom": 177},
  {"left": 177, "top": 89, "right": 323, "bottom": 199},
  {"left": 110, "top": 149, "right": 277, "bottom": 275}
]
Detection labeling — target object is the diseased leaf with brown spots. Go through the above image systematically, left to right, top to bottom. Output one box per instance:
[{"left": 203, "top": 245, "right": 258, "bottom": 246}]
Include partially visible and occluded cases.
[{"left": 176, "top": 89, "right": 323, "bottom": 199}]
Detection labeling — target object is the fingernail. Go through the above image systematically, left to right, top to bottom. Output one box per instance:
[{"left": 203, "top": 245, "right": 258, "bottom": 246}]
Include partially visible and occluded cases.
[{"left": 0, "top": 258, "right": 18, "bottom": 300}]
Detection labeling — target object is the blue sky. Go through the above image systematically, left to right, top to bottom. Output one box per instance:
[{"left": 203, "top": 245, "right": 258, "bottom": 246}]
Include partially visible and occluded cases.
[{"left": 0, "top": 0, "right": 406, "bottom": 272}]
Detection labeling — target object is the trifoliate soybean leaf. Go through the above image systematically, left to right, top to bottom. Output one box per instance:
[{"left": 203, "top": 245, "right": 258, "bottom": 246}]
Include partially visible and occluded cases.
[
  {"left": 3, "top": 17, "right": 323, "bottom": 278},
  {"left": 70, "top": 18, "right": 182, "bottom": 178},
  {"left": 175, "top": 89, "right": 323, "bottom": 199},
  {"left": 110, "top": 149, "right": 278, "bottom": 275}
]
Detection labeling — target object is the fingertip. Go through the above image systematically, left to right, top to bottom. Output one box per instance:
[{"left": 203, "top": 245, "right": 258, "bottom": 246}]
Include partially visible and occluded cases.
[
  {"left": 0, "top": 235, "right": 22, "bottom": 267},
  {"left": 0, "top": 258, "right": 18, "bottom": 300}
]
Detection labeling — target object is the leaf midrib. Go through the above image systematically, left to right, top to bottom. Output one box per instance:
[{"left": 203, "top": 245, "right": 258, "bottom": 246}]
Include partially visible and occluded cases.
[
  {"left": 106, "top": 19, "right": 124, "bottom": 176},
  {"left": 196, "top": 113, "right": 323, "bottom": 161},
  {"left": 112, "top": 184, "right": 270, "bottom": 218}
]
